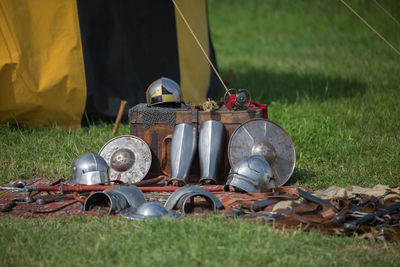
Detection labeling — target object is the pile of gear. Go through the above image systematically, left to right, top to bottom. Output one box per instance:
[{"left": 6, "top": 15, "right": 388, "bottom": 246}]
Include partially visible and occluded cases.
[{"left": 1, "top": 77, "right": 399, "bottom": 241}]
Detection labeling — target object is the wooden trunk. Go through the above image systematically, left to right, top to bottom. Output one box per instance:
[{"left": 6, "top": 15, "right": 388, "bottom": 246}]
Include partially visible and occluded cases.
[{"left": 130, "top": 105, "right": 266, "bottom": 184}]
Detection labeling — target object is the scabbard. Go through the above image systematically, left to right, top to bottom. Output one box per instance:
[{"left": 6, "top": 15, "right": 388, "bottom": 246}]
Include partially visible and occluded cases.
[
  {"left": 298, "top": 189, "right": 336, "bottom": 210},
  {"left": 250, "top": 198, "right": 281, "bottom": 212}
]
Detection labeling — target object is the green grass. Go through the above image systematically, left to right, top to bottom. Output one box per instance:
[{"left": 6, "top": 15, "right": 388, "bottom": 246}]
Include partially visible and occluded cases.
[
  {"left": 1, "top": 0, "right": 400, "bottom": 266},
  {"left": 210, "top": 0, "right": 400, "bottom": 189},
  {"left": 1, "top": 216, "right": 400, "bottom": 266}
]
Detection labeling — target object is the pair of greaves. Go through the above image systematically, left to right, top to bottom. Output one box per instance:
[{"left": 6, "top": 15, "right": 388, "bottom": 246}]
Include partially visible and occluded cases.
[{"left": 169, "top": 121, "right": 224, "bottom": 185}]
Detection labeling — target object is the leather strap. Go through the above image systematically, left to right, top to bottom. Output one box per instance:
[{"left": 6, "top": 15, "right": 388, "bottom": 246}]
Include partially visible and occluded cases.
[
  {"left": 191, "top": 106, "right": 198, "bottom": 127},
  {"left": 160, "top": 134, "right": 173, "bottom": 176},
  {"left": 249, "top": 187, "right": 300, "bottom": 200}
]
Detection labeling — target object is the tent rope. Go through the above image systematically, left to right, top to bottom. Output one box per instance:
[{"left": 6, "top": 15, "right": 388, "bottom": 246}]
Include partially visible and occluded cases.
[
  {"left": 171, "top": 0, "right": 230, "bottom": 92},
  {"left": 339, "top": 0, "right": 400, "bottom": 57},
  {"left": 373, "top": 0, "right": 400, "bottom": 26}
]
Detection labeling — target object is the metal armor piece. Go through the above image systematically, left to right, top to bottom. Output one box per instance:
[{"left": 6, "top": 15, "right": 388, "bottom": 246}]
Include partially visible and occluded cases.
[
  {"left": 146, "top": 77, "right": 183, "bottom": 106},
  {"left": 228, "top": 119, "right": 296, "bottom": 186},
  {"left": 198, "top": 120, "right": 225, "bottom": 184},
  {"left": 169, "top": 123, "right": 197, "bottom": 184},
  {"left": 99, "top": 135, "right": 152, "bottom": 184},
  {"left": 70, "top": 153, "right": 109, "bottom": 185},
  {"left": 225, "top": 155, "right": 274, "bottom": 193},
  {"left": 83, "top": 185, "right": 146, "bottom": 215},
  {"left": 164, "top": 185, "right": 224, "bottom": 213},
  {"left": 120, "top": 202, "right": 177, "bottom": 220}
]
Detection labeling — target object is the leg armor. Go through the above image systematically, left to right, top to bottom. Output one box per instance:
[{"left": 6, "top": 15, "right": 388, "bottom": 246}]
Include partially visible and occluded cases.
[
  {"left": 198, "top": 120, "right": 225, "bottom": 184},
  {"left": 168, "top": 123, "right": 197, "bottom": 185}
]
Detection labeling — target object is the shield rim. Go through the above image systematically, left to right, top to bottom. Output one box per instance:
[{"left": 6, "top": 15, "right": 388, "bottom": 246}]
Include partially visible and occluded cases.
[
  {"left": 228, "top": 119, "right": 296, "bottom": 186},
  {"left": 99, "top": 135, "right": 152, "bottom": 183}
]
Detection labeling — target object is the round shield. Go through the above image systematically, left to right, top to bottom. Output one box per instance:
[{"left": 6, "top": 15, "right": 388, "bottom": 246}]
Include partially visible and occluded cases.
[
  {"left": 228, "top": 119, "right": 296, "bottom": 186},
  {"left": 99, "top": 135, "right": 152, "bottom": 183}
]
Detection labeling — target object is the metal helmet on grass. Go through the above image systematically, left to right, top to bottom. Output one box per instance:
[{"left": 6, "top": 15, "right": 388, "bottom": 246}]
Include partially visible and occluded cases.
[
  {"left": 146, "top": 77, "right": 183, "bottom": 106},
  {"left": 70, "top": 153, "right": 109, "bottom": 185},
  {"left": 225, "top": 155, "right": 275, "bottom": 193},
  {"left": 120, "top": 202, "right": 177, "bottom": 220}
]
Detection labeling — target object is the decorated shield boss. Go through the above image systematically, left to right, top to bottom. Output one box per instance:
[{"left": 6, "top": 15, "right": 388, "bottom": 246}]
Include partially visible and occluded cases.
[{"left": 99, "top": 135, "right": 152, "bottom": 183}]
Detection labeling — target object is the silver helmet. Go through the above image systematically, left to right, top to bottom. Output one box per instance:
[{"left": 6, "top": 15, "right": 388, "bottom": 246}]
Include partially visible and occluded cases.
[
  {"left": 146, "top": 77, "right": 183, "bottom": 106},
  {"left": 70, "top": 153, "right": 109, "bottom": 185},
  {"left": 225, "top": 155, "right": 275, "bottom": 193},
  {"left": 120, "top": 202, "right": 177, "bottom": 220}
]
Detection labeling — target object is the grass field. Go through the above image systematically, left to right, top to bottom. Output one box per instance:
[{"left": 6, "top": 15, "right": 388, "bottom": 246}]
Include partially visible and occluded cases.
[{"left": 1, "top": 0, "right": 400, "bottom": 266}]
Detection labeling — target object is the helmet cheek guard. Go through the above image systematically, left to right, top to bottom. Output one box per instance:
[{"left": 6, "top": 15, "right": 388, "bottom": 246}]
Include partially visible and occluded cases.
[
  {"left": 77, "top": 171, "right": 108, "bottom": 186},
  {"left": 225, "top": 174, "right": 260, "bottom": 194}
]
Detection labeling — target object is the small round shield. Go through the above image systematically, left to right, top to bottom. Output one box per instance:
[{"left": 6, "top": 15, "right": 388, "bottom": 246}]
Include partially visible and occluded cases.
[
  {"left": 228, "top": 119, "right": 296, "bottom": 186},
  {"left": 99, "top": 135, "right": 152, "bottom": 183}
]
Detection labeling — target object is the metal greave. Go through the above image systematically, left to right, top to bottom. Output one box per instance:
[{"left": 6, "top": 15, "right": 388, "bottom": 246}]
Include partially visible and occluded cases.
[
  {"left": 198, "top": 120, "right": 224, "bottom": 184},
  {"left": 169, "top": 123, "right": 198, "bottom": 183}
]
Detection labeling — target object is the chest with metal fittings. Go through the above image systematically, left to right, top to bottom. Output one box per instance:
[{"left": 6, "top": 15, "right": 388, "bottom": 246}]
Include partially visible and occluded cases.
[{"left": 129, "top": 103, "right": 266, "bottom": 183}]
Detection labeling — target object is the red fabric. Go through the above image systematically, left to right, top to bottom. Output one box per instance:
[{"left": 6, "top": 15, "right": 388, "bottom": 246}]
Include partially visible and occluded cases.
[
  {"left": 227, "top": 94, "right": 268, "bottom": 118},
  {"left": 0, "top": 178, "right": 307, "bottom": 218}
]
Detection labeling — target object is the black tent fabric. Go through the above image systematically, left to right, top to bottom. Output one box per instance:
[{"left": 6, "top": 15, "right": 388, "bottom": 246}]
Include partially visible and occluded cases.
[
  {"left": 0, "top": 0, "right": 219, "bottom": 128},
  {"left": 77, "top": 1, "right": 180, "bottom": 121}
]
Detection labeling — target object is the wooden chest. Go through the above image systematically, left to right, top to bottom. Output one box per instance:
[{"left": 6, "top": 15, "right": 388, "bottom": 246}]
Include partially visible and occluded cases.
[{"left": 129, "top": 104, "right": 266, "bottom": 184}]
